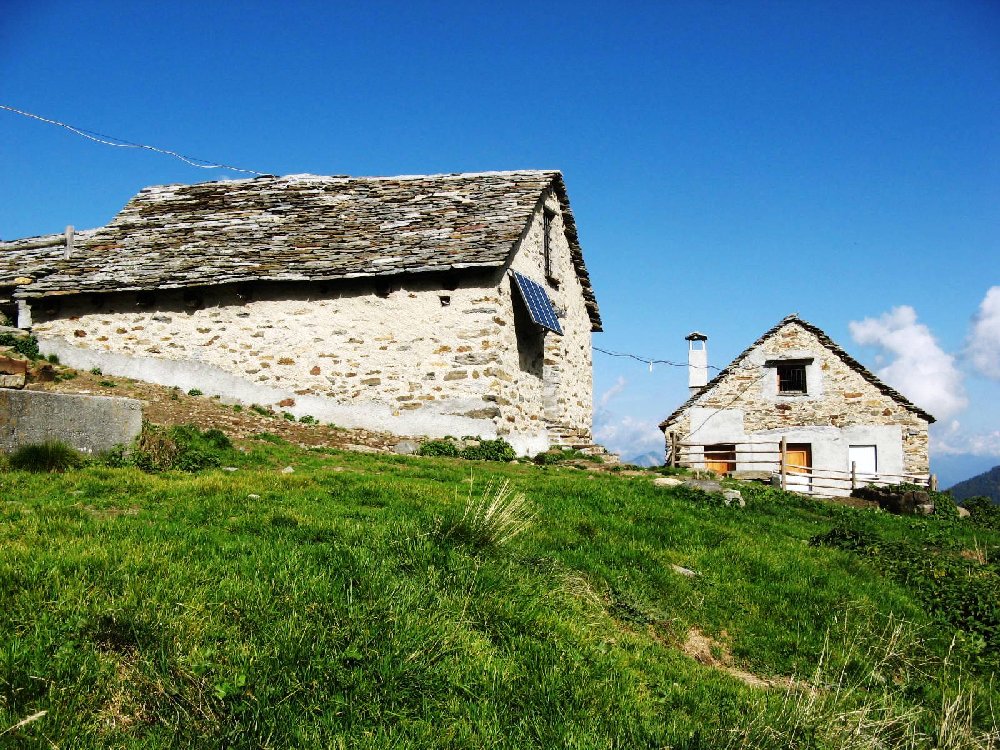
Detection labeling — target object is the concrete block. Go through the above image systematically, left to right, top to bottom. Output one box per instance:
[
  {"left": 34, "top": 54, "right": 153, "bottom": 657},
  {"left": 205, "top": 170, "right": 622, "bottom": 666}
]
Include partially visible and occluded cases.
[{"left": 0, "top": 390, "right": 142, "bottom": 455}]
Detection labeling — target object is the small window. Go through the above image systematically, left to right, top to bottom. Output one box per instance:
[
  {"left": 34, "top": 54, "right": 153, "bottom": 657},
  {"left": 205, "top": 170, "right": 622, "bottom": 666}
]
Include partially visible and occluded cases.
[{"left": 777, "top": 363, "right": 807, "bottom": 394}]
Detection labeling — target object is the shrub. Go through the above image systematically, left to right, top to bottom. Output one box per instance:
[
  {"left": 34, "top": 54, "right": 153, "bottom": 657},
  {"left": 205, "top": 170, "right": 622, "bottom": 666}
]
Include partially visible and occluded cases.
[
  {"left": 0, "top": 333, "right": 40, "bottom": 360},
  {"left": 46, "top": 353, "right": 59, "bottom": 364},
  {"left": 90, "top": 367, "right": 103, "bottom": 375},
  {"left": 99, "top": 380, "right": 117, "bottom": 388},
  {"left": 187, "top": 388, "right": 203, "bottom": 396},
  {"left": 282, "top": 412, "right": 295, "bottom": 421},
  {"left": 298, "top": 415, "right": 317, "bottom": 424},
  {"left": 111, "top": 423, "right": 234, "bottom": 473},
  {"left": 460, "top": 438, "right": 516, "bottom": 462},
  {"left": 419, "top": 439, "right": 461, "bottom": 457},
  {"left": 8, "top": 441, "right": 84, "bottom": 472},
  {"left": 534, "top": 448, "right": 602, "bottom": 465},
  {"left": 444, "top": 477, "right": 535, "bottom": 550},
  {"left": 962, "top": 496, "right": 1000, "bottom": 532},
  {"left": 811, "top": 525, "right": 1000, "bottom": 670}
]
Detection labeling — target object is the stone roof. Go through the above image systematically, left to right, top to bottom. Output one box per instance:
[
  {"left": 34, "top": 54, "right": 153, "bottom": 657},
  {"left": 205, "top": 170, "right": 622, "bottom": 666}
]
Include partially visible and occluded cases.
[
  {"left": 2, "top": 170, "right": 601, "bottom": 331},
  {"left": 658, "top": 315, "right": 935, "bottom": 430}
]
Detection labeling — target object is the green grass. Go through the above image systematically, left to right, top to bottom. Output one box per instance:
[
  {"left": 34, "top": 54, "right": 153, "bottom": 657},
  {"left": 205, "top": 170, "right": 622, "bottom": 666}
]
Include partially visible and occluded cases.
[{"left": 0, "top": 441, "right": 997, "bottom": 748}]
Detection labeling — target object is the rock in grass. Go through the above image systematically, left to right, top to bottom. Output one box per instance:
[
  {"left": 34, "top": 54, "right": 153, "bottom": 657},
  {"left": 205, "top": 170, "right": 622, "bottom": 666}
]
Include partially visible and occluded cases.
[
  {"left": 394, "top": 439, "right": 420, "bottom": 455},
  {"left": 281, "top": 466, "right": 295, "bottom": 474},
  {"left": 654, "top": 477, "right": 683, "bottom": 487},
  {"left": 723, "top": 490, "right": 745, "bottom": 508},
  {"left": 671, "top": 564, "right": 699, "bottom": 577}
]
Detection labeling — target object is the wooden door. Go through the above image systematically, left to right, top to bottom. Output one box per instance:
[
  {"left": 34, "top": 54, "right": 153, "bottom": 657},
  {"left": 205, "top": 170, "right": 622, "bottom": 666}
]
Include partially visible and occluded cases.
[
  {"left": 784, "top": 443, "right": 812, "bottom": 491},
  {"left": 705, "top": 444, "right": 736, "bottom": 475}
]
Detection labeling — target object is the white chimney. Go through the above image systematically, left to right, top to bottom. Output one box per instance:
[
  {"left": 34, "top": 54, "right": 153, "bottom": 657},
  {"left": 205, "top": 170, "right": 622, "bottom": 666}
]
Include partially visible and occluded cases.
[{"left": 686, "top": 331, "right": 708, "bottom": 395}]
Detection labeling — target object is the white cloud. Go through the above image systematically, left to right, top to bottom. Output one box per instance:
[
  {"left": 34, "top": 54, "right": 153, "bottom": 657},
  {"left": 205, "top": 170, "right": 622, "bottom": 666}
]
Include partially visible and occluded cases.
[
  {"left": 966, "top": 286, "right": 1000, "bottom": 380},
  {"left": 849, "top": 305, "right": 967, "bottom": 422},
  {"left": 592, "top": 376, "right": 663, "bottom": 458},
  {"left": 598, "top": 376, "right": 627, "bottom": 408},
  {"left": 594, "top": 413, "right": 664, "bottom": 458},
  {"left": 931, "top": 420, "right": 1000, "bottom": 458}
]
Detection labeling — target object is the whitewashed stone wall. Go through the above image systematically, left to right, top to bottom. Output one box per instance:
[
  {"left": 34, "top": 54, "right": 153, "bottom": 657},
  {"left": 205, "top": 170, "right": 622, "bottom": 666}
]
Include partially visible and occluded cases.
[
  {"left": 498, "top": 190, "right": 594, "bottom": 446},
  {"left": 29, "top": 194, "right": 594, "bottom": 455},
  {"left": 667, "top": 323, "right": 930, "bottom": 485}
]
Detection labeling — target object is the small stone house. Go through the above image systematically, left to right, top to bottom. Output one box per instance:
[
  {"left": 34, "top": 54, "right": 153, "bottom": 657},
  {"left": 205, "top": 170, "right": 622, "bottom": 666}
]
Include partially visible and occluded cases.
[
  {"left": 0, "top": 170, "right": 602, "bottom": 455},
  {"left": 659, "top": 315, "right": 935, "bottom": 495}
]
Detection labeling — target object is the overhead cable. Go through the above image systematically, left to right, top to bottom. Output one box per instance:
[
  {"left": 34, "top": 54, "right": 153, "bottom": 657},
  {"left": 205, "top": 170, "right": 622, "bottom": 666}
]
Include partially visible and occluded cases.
[
  {"left": 1, "top": 104, "right": 265, "bottom": 175},
  {"left": 593, "top": 345, "right": 722, "bottom": 373}
]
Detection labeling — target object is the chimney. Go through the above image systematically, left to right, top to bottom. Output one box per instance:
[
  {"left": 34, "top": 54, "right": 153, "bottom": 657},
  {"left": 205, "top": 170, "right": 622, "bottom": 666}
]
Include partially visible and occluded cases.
[{"left": 686, "top": 331, "right": 708, "bottom": 395}]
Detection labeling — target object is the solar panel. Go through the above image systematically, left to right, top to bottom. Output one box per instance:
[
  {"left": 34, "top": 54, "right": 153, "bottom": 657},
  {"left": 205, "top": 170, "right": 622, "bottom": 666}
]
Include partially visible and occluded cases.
[{"left": 512, "top": 271, "right": 563, "bottom": 335}]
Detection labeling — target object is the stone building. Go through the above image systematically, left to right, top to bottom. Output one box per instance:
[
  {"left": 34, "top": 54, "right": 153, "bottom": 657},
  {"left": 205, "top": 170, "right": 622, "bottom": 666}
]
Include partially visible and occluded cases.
[
  {"left": 0, "top": 171, "right": 602, "bottom": 455},
  {"left": 659, "top": 315, "right": 934, "bottom": 495}
]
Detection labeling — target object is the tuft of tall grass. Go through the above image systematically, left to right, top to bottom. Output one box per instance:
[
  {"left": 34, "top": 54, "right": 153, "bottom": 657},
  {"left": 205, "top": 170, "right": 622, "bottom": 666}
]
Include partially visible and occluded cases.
[
  {"left": 7, "top": 441, "right": 84, "bottom": 472},
  {"left": 444, "top": 476, "right": 535, "bottom": 550},
  {"left": 727, "top": 610, "right": 1000, "bottom": 749}
]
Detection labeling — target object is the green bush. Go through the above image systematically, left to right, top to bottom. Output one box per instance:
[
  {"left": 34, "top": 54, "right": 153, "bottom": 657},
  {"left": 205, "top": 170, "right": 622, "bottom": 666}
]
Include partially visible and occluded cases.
[
  {"left": 0, "top": 333, "right": 40, "bottom": 360},
  {"left": 187, "top": 388, "right": 203, "bottom": 396},
  {"left": 109, "top": 423, "right": 234, "bottom": 473},
  {"left": 460, "top": 438, "right": 516, "bottom": 462},
  {"left": 418, "top": 439, "right": 461, "bottom": 457},
  {"left": 8, "top": 441, "right": 84, "bottom": 472},
  {"left": 962, "top": 496, "right": 1000, "bottom": 531},
  {"left": 811, "top": 524, "right": 1000, "bottom": 669}
]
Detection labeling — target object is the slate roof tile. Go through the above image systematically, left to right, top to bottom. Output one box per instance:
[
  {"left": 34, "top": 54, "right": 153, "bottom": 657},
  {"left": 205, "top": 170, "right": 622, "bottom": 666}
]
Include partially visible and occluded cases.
[{"left": 1, "top": 170, "right": 601, "bottom": 330}]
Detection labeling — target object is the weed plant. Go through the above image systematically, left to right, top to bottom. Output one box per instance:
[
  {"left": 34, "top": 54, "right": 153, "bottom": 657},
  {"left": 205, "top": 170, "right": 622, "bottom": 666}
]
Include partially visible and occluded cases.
[
  {"left": 0, "top": 333, "right": 40, "bottom": 360},
  {"left": 104, "top": 423, "right": 235, "bottom": 472},
  {"left": 418, "top": 439, "right": 460, "bottom": 457},
  {"left": 7, "top": 441, "right": 84, "bottom": 472},
  {"left": 442, "top": 476, "right": 535, "bottom": 550},
  {"left": 962, "top": 497, "right": 1000, "bottom": 532}
]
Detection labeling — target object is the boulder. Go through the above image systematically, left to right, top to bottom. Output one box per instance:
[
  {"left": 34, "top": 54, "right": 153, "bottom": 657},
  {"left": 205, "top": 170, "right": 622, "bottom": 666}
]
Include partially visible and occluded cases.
[
  {"left": 394, "top": 439, "right": 420, "bottom": 455},
  {"left": 653, "top": 476, "right": 684, "bottom": 488},
  {"left": 723, "top": 489, "right": 746, "bottom": 508}
]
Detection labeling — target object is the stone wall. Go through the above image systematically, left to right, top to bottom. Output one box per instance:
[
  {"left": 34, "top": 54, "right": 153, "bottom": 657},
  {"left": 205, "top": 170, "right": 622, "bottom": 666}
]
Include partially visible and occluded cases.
[
  {"left": 499, "top": 190, "right": 594, "bottom": 445},
  {"left": 28, "top": 194, "right": 594, "bottom": 455},
  {"left": 669, "top": 322, "right": 930, "bottom": 480}
]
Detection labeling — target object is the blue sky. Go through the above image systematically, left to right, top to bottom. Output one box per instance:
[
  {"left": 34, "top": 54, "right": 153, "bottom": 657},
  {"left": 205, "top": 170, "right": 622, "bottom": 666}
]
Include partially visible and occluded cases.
[{"left": 2, "top": 0, "right": 998, "bottom": 485}]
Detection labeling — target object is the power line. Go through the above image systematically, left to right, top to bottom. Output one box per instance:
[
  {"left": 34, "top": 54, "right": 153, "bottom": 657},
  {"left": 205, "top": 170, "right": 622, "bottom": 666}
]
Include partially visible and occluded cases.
[
  {"left": 1, "top": 104, "right": 265, "bottom": 176},
  {"left": 593, "top": 345, "right": 722, "bottom": 373}
]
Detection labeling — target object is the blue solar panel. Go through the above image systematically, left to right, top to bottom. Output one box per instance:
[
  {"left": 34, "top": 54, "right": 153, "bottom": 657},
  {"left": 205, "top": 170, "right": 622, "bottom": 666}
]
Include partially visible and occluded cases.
[{"left": 512, "top": 271, "right": 563, "bottom": 335}]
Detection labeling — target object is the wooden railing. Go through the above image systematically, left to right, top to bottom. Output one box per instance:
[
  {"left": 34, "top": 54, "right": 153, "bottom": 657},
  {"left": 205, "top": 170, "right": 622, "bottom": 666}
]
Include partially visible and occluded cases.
[{"left": 667, "top": 436, "right": 934, "bottom": 497}]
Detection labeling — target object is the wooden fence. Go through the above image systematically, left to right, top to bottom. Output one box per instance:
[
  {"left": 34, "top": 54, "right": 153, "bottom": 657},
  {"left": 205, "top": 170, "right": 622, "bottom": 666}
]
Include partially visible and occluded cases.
[{"left": 668, "top": 436, "right": 935, "bottom": 497}]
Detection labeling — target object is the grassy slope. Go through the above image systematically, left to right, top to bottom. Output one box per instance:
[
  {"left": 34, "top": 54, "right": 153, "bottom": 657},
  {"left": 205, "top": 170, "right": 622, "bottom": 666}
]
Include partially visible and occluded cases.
[{"left": 1, "top": 441, "right": 998, "bottom": 748}]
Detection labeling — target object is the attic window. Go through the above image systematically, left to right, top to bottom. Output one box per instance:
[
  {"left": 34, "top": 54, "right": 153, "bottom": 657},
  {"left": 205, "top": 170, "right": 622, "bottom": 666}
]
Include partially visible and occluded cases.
[{"left": 777, "top": 363, "right": 807, "bottom": 394}]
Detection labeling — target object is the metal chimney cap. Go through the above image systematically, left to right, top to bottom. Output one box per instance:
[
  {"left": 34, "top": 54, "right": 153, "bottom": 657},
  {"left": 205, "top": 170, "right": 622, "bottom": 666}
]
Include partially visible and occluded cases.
[{"left": 685, "top": 331, "right": 708, "bottom": 341}]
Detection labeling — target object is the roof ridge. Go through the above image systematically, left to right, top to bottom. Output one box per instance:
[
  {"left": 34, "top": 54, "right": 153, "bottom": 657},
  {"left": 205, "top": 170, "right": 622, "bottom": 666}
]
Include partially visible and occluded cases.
[{"left": 658, "top": 314, "right": 934, "bottom": 429}]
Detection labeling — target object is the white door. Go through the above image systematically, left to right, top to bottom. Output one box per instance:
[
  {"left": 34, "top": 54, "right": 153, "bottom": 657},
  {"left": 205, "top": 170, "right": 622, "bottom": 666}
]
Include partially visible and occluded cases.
[{"left": 849, "top": 445, "right": 878, "bottom": 482}]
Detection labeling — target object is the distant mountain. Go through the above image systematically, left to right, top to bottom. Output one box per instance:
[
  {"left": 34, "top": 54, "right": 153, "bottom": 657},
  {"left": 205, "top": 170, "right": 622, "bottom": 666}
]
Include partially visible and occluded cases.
[
  {"left": 624, "top": 451, "right": 664, "bottom": 468},
  {"left": 932, "top": 453, "right": 999, "bottom": 489},
  {"left": 948, "top": 465, "right": 1000, "bottom": 505}
]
